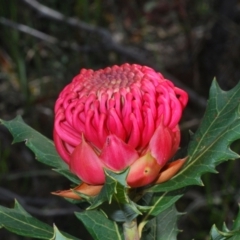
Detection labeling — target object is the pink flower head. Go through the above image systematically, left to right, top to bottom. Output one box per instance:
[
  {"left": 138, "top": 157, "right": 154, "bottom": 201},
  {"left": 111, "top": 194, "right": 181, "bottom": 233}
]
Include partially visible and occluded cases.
[{"left": 54, "top": 63, "right": 188, "bottom": 188}]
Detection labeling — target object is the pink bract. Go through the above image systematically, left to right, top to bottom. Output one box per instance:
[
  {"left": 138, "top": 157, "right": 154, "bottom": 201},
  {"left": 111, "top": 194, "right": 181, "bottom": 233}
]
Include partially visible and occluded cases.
[{"left": 54, "top": 63, "right": 188, "bottom": 187}]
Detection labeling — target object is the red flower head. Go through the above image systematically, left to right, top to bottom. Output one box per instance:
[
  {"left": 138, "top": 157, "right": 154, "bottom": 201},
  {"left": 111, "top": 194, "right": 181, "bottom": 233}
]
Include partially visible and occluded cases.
[{"left": 54, "top": 64, "right": 188, "bottom": 189}]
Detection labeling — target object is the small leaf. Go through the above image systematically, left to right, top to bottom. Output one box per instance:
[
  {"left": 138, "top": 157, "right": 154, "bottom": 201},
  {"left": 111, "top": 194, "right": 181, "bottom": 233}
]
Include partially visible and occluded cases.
[
  {"left": 149, "top": 80, "right": 240, "bottom": 193},
  {"left": 0, "top": 116, "right": 79, "bottom": 184},
  {"left": 89, "top": 168, "right": 141, "bottom": 222},
  {"left": 89, "top": 168, "right": 130, "bottom": 209},
  {"left": 106, "top": 168, "right": 130, "bottom": 187},
  {"left": 0, "top": 200, "right": 77, "bottom": 239},
  {"left": 209, "top": 206, "right": 240, "bottom": 240},
  {"left": 75, "top": 210, "right": 123, "bottom": 240},
  {"left": 210, "top": 225, "right": 236, "bottom": 240}
]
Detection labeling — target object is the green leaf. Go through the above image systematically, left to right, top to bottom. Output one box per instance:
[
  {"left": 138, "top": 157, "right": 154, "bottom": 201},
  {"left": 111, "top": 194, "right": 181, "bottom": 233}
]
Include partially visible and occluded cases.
[
  {"left": 149, "top": 80, "right": 240, "bottom": 193},
  {"left": 0, "top": 115, "right": 80, "bottom": 184},
  {"left": 89, "top": 169, "right": 141, "bottom": 222},
  {"left": 90, "top": 169, "right": 130, "bottom": 209},
  {"left": 137, "top": 191, "right": 183, "bottom": 237},
  {"left": 145, "top": 191, "right": 183, "bottom": 217},
  {"left": 0, "top": 200, "right": 77, "bottom": 239},
  {"left": 13, "top": 200, "right": 32, "bottom": 216},
  {"left": 141, "top": 204, "right": 180, "bottom": 240},
  {"left": 210, "top": 206, "right": 240, "bottom": 240},
  {"left": 75, "top": 209, "right": 123, "bottom": 240},
  {"left": 210, "top": 224, "right": 240, "bottom": 240}
]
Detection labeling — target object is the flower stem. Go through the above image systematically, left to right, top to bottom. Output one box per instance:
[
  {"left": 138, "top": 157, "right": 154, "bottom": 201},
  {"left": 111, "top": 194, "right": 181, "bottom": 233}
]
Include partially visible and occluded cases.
[{"left": 123, "top": 219, "right": 140, "bottom": 240}]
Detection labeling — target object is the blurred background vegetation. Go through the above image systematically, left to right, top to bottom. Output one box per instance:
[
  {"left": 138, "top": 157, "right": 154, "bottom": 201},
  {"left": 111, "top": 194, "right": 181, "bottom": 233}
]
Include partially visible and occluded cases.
[{"left": 0, "top": 0, "right": 240, "bottom": 239}]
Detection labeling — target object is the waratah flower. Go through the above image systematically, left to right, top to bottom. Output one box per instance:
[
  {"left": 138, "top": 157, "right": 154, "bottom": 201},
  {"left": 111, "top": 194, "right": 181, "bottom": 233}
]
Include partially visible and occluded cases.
[{"left": 54, "top": 63, "right": 188, "bottom": 191}]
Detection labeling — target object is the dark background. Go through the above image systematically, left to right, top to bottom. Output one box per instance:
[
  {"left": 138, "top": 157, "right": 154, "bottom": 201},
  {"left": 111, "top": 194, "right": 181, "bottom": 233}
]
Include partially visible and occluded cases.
[{"left": 0, "top": 0, "right": 240, "bottom": 239}]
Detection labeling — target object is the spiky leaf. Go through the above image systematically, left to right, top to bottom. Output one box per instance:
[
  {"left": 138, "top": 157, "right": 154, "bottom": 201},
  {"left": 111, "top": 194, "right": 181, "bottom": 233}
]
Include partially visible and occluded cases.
[
  {"left": 150, "top": 80, "right": 240, "bottom": 193},
  {"left": 0, "top": 116, "right": 80, "bottom": 184},
  {"left": 89, "top": 169, "right": 141, "bottom": 222},
  {"left": 90, "top": 169, "right": 130, "bottom": 208},
  {"left": 0, "top": 200, "right": 77, "bottom": 239},
  {"left": 209, "top": 205, "right": 240, "bottom": 240}
]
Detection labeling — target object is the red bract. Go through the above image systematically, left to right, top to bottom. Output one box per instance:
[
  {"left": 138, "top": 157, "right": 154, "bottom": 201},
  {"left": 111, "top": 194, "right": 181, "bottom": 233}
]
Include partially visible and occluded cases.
[{"left": 54, "top": 63, "right": 188, "bottom": 189}]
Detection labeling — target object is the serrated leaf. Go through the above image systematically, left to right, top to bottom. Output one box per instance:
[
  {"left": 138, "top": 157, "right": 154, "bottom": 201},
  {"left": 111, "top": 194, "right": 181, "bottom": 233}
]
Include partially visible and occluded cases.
[
  {"left": 149, "top": 80, "right": 240, "bottom": 193},
  {"left": 0, "top": 116, "right": 80, "bottom": 184},
  {"left": 89, "top": 169, "right": 141, "bottom": 222},
  {"left": 89, "top": 169, "right": 129, "bottom": 209},
  {"left": 138, "top": 191, "right": 183, "bottom": 237},
  {"left": 146, "top": 191, "right": 183, "bottom": 217},
  {"left": 0, "top": 200, "right": 77, "bottom": 239},
  {"left": 141, "top": 204, "right": 180, "bottom": 240},
  {"left": 210, "top": 206, "right": 240, "bottom": 240},
  {"left": 75, "top": 210, "right": 123, "bottom": 240},
  {"left": 210, "top": 224, "right": 239, "bottom": 240},
  {"left": 210, "top": 225, "right": 229, "bottom": 240}
]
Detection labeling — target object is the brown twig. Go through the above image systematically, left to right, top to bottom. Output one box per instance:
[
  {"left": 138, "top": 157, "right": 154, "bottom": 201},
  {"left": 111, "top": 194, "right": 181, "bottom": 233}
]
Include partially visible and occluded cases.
[
  {"left": 18, "top": 0, "right": 207, "bottom": 109},
  {"left": 0, "top": 17, "right": 93, "bottom": 52}
]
